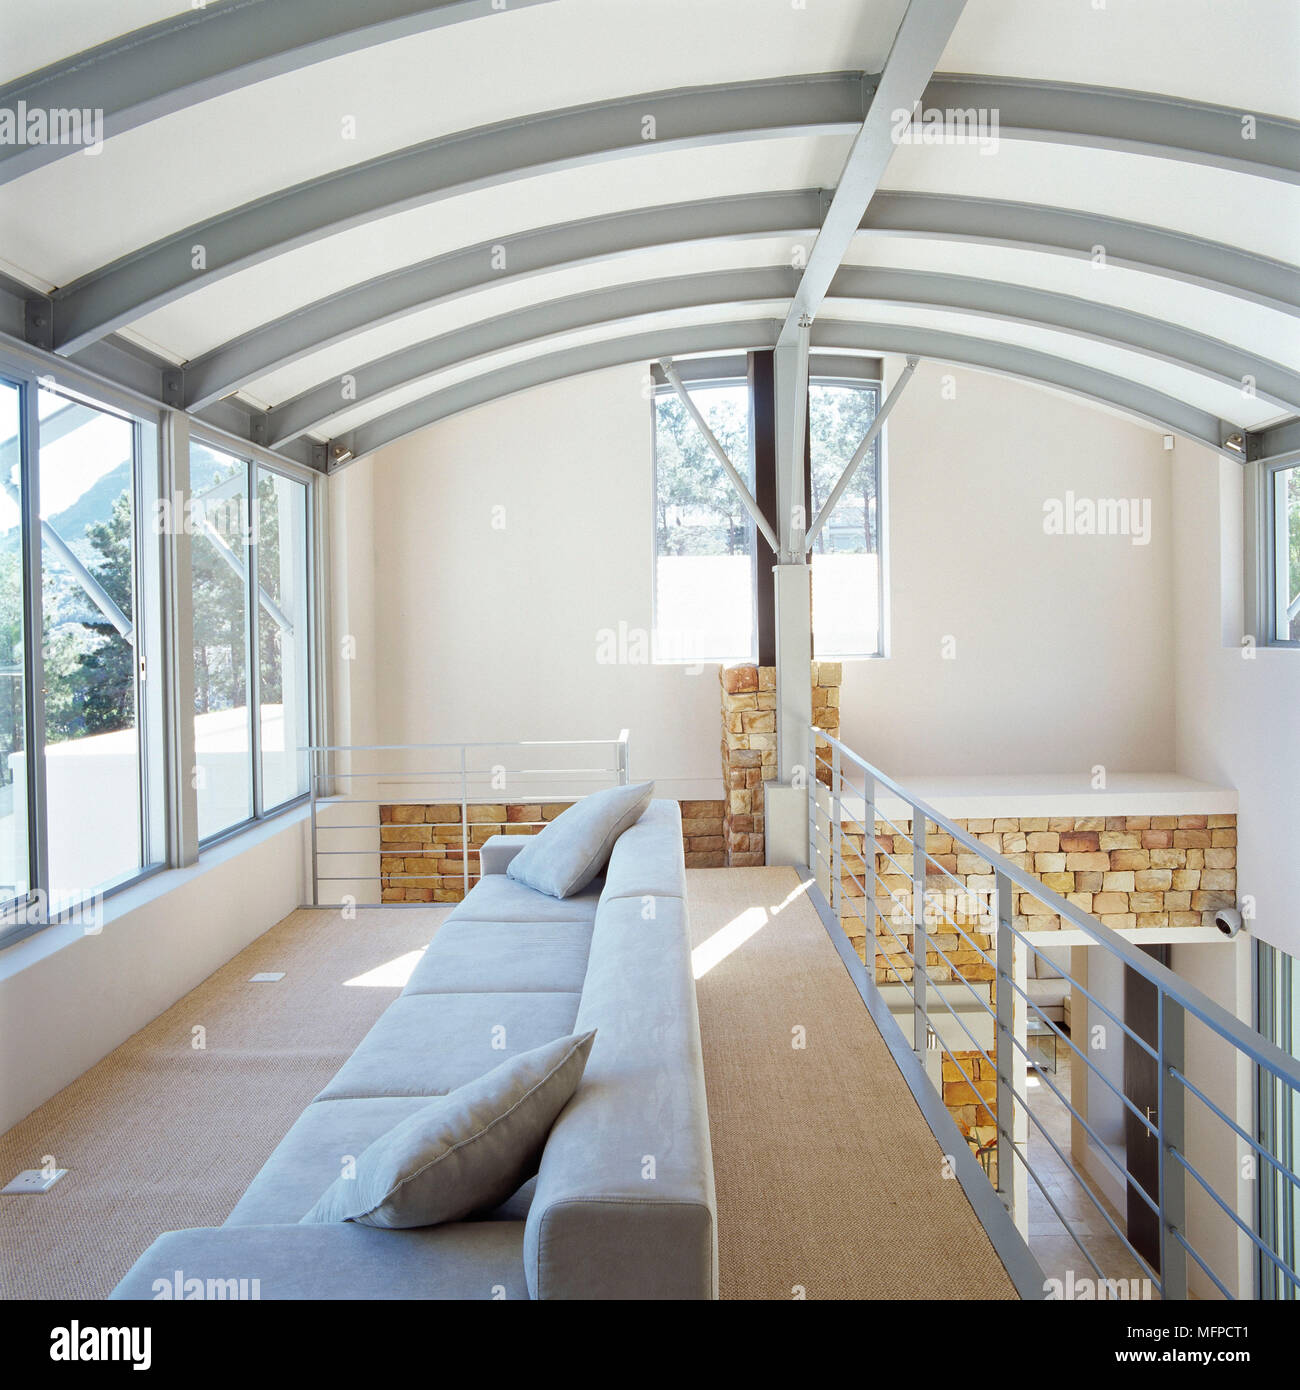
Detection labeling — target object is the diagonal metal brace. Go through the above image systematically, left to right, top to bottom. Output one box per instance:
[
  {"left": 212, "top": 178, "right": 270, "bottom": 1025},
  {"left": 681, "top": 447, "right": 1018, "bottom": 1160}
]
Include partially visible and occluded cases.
[
  {"left": 805, "top": 356, "right": 919, "bottom": 553},
  {"left": 657, "top": 357, "right": 780, "bottom": 555}
]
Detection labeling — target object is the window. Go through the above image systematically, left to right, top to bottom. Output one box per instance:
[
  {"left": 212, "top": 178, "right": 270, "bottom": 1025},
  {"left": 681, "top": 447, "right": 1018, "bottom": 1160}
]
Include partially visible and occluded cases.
[
  {"left": 808, "top": 380, "right": 885, "bottom": 657},
  {"left": 653, "top": 382, "right": 755, "bottom": 663},
  {"left": 38, "top": 387, "right": 156, "bottom": 905},
  {"left": 190, "top": 442, "right": 312, "bottom": 840},
  {"left": 1269, "top": 463, "right": 1299, "bottom": 644},
  {"left": 256, "top": 467, "right": 310, "bottom": 811}
]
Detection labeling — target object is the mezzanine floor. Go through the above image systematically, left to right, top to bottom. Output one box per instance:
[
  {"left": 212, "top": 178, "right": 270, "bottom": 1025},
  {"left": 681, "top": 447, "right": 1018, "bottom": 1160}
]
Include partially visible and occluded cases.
[{"left": 0, "top": 867, "right": 1014, "bottom": 1300}]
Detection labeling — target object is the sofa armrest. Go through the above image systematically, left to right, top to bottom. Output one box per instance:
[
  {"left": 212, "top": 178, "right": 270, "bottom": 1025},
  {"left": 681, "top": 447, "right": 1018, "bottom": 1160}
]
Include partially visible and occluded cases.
[{"left": 480, "top": 834, "right": 528, "bottom": 876}]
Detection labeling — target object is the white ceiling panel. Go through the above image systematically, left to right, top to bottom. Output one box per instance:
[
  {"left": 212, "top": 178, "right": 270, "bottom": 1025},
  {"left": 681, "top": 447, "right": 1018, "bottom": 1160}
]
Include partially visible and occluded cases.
[{"left": 942, "top": 0, "right": 1300, "bottom": 120}]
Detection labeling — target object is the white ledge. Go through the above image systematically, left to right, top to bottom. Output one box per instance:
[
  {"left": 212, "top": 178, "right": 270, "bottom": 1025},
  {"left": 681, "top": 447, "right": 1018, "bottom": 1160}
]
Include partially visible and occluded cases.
[{"left": 861, "top": 773, "right": 1238, "bottom": 823}]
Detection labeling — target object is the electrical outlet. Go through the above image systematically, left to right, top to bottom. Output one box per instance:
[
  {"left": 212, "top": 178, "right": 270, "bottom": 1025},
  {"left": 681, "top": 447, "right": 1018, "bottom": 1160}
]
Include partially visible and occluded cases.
[
  {"left": 248, "top": 972, "right": 285, "bottom": 983},
  {"left": 3, "top": 1168, "right": 67, "bottom": 1194}
]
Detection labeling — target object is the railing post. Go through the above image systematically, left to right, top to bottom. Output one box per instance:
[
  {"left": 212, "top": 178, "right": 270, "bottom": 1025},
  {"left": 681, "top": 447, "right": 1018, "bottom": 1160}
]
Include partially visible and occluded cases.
[
  {"left": 807, "top": 725, "right": 818, "bottom": 878},
  {"left": 616, "top": 729, "right": 630, "bottom": 785},
  {"left": 830, "top": 742, "right": 843, "bottom": 921},
  {"left": 309, "top": 746, "right": 319, "bottom": 907},
  {"left": 863, "top": 772, "right": 878, "bottom": 988},
  {"left": 912, "top": 810, "right": 928, "bottom": 1059},
  {"left": 995, "top": 869, "right": 1028, "bottom": 1230},
  {"left": 1159, "top": 994, "right": 1189, "bottom": 1300}
]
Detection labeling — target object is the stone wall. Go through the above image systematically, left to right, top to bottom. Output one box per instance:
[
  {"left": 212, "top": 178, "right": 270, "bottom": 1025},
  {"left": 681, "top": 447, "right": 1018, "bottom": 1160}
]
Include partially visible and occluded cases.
[
  {"left": 720, "top": 661, "right": 843, "bottom": 867},
  {"left": 379, "top": 796, "right": 729, "bottom": 900},
  {"left": 834, "top": 811, "right": 1238, "bottom": 1161},
  {"left": 839, "top": 813, "right": 1238, "bottom": 980}
]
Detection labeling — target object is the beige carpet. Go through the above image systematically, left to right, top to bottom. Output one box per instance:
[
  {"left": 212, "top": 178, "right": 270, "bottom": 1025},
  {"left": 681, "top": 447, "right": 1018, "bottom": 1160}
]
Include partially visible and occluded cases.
[
  {"left": 688, "top": 866, "right": 1016, "bottom": 1299},
  {"left": 2, "top": 872, "right": 1015, "bottom": 1301},
  {"left": 0, "top": 907, "right": 448, "bottom": 1300}
]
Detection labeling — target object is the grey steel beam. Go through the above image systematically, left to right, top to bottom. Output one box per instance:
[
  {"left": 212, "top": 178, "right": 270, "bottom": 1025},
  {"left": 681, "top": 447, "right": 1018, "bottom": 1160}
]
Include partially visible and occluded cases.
[
  {"left": 0, "top": 0, "right": 561, "bottom": 184},
  {"left": 775, "top": 0, "right": 966, "bottom": 563},
  {"left": 778, "top": 2, "right": 967, "bottom": 351},
  {"left": 49, "top": 71, "right": 1300, "bottom": 355},
  {"left": 50, "top": 73, "right": 868, "bottom": 352},
  {"left": 923, "top": 73, "right": 1300, "bottom": 184},
  {"left": 180, "top": 191, "right": 1300, "bottom": 414},
  {"left": 862, "top": 191, "right": 1300, "bottom": 316},
  {"left": 187, "top": 193, "right": 822, "bottom": 411},
  {"left": 266, "top": 265, "right": 1299, "bottom": 447},
  {"left": 828, "top": 266, "right": 1300, "bottom": 413},
  {"left": 265, "top": 267, "right": 798, "bottom": 446},
  {"left": 330, "top": 316, "right": 1231, "bottom": 464},
  {"left": 810, "top": 320, "right": 1227, "bottom": 448},
  {"left": 332, "top": 321, "right": 783, "bottom": 461},
  {"left": 649, "top": 353, "right": 884, "bottom": 387},
  {"left": 1248, "top": 415, "right": 1300, "bottom": 466}
]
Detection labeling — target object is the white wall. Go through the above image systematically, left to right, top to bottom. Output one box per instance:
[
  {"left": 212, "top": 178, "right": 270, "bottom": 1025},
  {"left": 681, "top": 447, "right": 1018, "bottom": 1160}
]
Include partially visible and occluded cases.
[
  {"left": 338, "top": 359, "right": 1180, "bottom": 798},
  {"left": 840, "top": 360, "right": 1177, "bottom": 776},
  {"left": 353, "top": 364, "right": 724, "bottom": 800},
  {"left": 1171, "top": 444, "right": 1300, "bottom": 957}
]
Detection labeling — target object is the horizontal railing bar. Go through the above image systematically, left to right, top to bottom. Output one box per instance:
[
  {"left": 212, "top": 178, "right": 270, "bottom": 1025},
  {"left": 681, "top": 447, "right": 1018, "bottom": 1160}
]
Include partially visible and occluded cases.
[
  {"left": 815, "top": 728, "right": 1300, "bottom": 1090},
  {"left": 306, "top": 739, "right": 627, "bottom": 751},
  {"left": 1004, "top": 918, "right": 1159, "bottom": 1062},
  {"left": 911, "top": 931, "right": 1000, "bottom": 1025},
  {"left": 1170, "top": 1067, "right": 1300, "bottom": 1189},
  {"left": 1002, "top": 1071, "right": 1162, "bottom": 1282},
  {"left": 1170, "top": 1148, "right": 1300, "bottom": 1290},
  {"left": 1170, "top": 1226, "right": 1233, "bottom": 1301}
]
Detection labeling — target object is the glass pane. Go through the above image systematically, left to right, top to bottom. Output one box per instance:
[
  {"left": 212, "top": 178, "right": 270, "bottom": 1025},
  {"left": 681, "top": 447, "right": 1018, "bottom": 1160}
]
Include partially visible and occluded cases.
[
  {"left": 0, "top": 380, "right": 28, "bottom": 902},
  {"left": 809, "top": 383, "right": 882, "bottom": 658},
  {"left": 654, "top": 384, "right": 754, "bottom": 662},
  {"left": 38, "top": 387, "right": 142, "bottom": 903},
  {"left": 191, "top": 443, "right": 252, "bottom": 838},
  {"left": 1277, "top": 464, "right": 1300, "bottom": 642},
  {"left": 256, "top": 468, "right": 310, "bottom": 810}
]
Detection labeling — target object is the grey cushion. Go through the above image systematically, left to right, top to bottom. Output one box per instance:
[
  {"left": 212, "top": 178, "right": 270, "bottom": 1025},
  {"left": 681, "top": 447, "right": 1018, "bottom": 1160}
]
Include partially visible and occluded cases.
[
  {"left": 507, "top": 781, "right": 654, "bottom": 899},
  {"left": 450, "top": 872, "right": 603, "bottom": 924},
  {"left": 404, "top": 919, "right": 593, "bottom": 995},
  {"left": 316, "top": 991, "right": 581, "bottom": 1101},
  {"left": 302, "top": 1031, "right": 596, "bottom": 1229}
]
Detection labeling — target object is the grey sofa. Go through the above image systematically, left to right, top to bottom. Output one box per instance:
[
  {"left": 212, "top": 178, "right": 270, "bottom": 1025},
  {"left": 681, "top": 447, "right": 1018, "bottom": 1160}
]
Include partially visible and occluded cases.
[{"left": 111, "top": 799, "right": 718, "bottom": 1300}]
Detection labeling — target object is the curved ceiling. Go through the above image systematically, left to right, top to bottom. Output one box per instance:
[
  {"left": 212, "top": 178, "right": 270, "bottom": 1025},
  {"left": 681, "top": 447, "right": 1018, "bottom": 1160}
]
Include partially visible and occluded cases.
[{"left": 0, "top": 0, "right": 1297, "bottom": 467}]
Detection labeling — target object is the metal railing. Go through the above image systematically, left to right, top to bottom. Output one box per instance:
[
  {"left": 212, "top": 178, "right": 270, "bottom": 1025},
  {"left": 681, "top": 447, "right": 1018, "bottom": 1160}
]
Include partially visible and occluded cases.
[
  {"left": 807, "top": 726, "right": 1300, "bottom": 1301},
  {"left": 305, "top": 733, "right": 629, "bottom": 907}
]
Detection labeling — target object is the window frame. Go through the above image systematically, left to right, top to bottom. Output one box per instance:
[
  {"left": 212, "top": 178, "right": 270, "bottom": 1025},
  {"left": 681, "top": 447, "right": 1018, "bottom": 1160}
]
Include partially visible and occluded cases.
[
  {"left": 0, "top": 340, "right": 321, "bottom": 953},
  {"left": 0, "top": 359, "right": 169, "bottom": 949},
  {"left": 807, "top": 373, "right": 888, "bottom": 661},
  {"left": 649, "top": 376, "right": 758, "bottom": 667},
  {"left": 187, "top": 432, "right": 318, "bottom": 849},
  {"left": 1246, "top": 455, "right": 1300, "bottom": 650}
]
